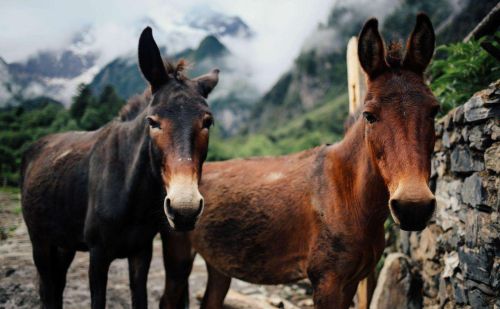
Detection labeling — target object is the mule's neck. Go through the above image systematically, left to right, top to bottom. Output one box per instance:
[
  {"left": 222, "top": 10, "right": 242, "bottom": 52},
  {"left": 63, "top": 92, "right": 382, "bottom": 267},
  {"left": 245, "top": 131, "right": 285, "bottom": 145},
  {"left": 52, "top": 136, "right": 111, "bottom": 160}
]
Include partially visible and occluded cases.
[
  {"left": 119, "top": 105, "right": 162, "bottom": 196},
  {"left": 322, "top": 118, "right": 389, "bottom": 231}
]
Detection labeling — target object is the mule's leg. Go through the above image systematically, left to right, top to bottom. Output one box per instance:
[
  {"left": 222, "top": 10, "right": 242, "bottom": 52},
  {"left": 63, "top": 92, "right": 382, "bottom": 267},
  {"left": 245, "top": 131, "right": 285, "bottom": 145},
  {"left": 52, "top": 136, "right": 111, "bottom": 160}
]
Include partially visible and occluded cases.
[
  {"left": 159, "top": 231, "right": 194, "bottom": 309},
  {"left": 32, "top": 240, "right": 57, "bottom": 309},
  {"left": 128, "top": 241, "right": 153, "bottom": 309},
  {"left": 53, "top": 247, "right": 76, "bottom": 308},
  {"left": 89, "top": 247, "right": 112, "bottom": 309},
  {"left": 200, "top": 263, "right": 231, "bottom": 309},
  {"left": 309, "top": 272, "right": 359, "bottom": 309}
]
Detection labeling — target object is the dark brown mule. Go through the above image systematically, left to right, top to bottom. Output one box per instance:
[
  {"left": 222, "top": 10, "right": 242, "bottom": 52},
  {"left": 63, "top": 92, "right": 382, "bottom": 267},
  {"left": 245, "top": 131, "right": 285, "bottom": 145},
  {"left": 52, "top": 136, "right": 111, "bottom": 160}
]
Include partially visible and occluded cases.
[
  {"left": 160, "top": 14, "right": 439, "bottom": 309},
  {"left": 21, "top": 27, "right": 218, "bottom": 309}
]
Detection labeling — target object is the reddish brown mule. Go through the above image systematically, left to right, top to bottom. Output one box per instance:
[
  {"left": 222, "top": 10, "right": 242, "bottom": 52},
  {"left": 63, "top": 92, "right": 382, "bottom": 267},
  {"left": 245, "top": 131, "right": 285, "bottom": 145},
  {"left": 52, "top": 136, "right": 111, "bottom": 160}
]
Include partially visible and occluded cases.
[{"left": 160, "top": 14, "right": 439, "bottom": 309}]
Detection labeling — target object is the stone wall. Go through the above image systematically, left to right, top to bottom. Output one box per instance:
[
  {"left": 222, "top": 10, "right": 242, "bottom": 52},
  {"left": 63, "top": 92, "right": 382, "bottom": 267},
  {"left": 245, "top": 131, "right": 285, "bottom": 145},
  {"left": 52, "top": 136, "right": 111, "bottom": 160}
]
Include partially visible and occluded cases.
[{"left": 374, "top": 81, "right": 500, "bottom": 309}]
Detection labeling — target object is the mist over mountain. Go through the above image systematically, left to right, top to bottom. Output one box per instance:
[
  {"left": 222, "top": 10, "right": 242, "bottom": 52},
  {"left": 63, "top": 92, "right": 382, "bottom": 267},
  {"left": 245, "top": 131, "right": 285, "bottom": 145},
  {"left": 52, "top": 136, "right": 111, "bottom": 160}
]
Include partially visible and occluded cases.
[
  {"left": 243, "top": 0, "right": 497, "bottom": 135},
  {"left": 184, "top": 7, "right": 253, "bottom": 38},
  {"left": 0, "top": 8, "right": 256, "bottom": 113},
  {"left": 88, "top": 34, "right": 259, "bottom": 135}
]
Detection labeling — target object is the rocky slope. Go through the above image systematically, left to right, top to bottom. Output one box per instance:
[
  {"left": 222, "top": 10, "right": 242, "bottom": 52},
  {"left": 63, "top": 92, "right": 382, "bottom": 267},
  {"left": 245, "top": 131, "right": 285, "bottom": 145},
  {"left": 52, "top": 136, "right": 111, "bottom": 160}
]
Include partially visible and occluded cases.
[{"left": 244, "top": 0, "right": 496, "bottom": 135}]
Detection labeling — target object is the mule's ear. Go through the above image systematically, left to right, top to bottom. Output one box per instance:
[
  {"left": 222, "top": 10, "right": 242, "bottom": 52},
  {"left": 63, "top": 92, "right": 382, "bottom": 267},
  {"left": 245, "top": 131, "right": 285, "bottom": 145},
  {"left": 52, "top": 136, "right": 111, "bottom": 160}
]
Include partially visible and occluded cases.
[
  {"left": 403, "top": 13, "right": 435, "bottom": 74},
  {"left": 358, "top": 18, "right": 387, "bottom": 79},
  {"left": 138, "top": 27, "right": 169, "bottom": 93},
  {"left": 193, "top": 68, "right": 220, "bottom": 98}
]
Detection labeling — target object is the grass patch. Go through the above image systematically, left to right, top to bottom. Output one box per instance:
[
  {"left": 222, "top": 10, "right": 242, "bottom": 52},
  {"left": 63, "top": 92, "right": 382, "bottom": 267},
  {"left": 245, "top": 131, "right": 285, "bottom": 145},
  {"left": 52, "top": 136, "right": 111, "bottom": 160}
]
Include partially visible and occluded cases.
[{"left": 0, "top": 186, "right": 20, "bottom": 195}]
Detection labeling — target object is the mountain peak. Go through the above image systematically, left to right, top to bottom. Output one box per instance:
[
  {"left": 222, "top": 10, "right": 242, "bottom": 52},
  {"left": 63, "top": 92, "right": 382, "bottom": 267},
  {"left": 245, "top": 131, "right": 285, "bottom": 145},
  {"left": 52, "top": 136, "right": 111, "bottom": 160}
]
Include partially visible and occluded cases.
[
  {"left": 184, "top": 7, "right": 253, "bottom": 38},
  {"left": 196, "top": 35, "right": 228, "bottom": 60}
]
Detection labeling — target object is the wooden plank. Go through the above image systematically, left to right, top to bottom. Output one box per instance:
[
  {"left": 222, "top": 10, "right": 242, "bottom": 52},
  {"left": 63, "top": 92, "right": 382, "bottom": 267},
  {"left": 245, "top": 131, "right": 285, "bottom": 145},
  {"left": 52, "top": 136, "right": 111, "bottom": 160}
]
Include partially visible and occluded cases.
[
  {"left": 464, "top": 3, "right": 500, "bottom": 42},
  {"left": 346, "top": 36, "right": 367, "bottom": 115},
  {"left": 347, "top": 36, "right": 372, "bottom": 309},
  {"left": 356, "top": 272, "right": 376, "bottom": 309}
]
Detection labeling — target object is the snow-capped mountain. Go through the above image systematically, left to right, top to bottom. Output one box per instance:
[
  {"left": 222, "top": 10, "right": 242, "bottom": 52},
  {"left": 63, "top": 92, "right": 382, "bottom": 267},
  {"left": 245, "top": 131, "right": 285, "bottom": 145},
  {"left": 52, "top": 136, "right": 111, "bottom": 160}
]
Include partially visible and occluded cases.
[
  {"left": 184, "top": 7, "right": 253, "bottom": 38},
  {"left": 0, "top": 8, "right": 256, "bottom": 109},
  {"left": 0, "top": 26, "right": 99, "bottom": 107},
  {"left": 0, "top": 57, "right": 20, "bottom": 105}
]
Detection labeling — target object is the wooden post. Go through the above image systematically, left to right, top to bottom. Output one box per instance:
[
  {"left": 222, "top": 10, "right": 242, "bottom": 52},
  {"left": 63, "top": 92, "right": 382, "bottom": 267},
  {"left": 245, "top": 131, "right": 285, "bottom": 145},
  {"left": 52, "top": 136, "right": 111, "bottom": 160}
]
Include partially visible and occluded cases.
[
  {"left": 463, "top": 3, "right": 500, "bottom": 42},
  {"left": 346, "top": 36, "right": 374, "bottom": 309},
  {"left": 346, "top": 36, "right": 366, "bottom": 115}
]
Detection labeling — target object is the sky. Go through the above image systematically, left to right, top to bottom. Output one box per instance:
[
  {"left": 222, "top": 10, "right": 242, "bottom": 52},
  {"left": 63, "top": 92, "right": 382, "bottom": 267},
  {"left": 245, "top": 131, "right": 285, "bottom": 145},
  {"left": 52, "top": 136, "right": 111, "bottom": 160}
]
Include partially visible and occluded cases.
[{"left": 0, "top": 0, "right": 335, "bottom": 91}]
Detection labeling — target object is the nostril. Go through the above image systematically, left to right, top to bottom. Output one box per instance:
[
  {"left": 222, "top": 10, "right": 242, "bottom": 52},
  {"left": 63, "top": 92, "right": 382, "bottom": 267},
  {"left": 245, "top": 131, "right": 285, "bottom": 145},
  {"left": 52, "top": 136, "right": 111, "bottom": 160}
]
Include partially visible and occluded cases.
[
  {"left": 165, "top": 197, "right": 173, "bottom": 215},
  {"left": 428, "top": 198, "right": 436, "bottom": 212},
  {"left": 196, "top": 199, "right": 204, "bottom": 216},
  {"left": 390, "top": 199, "right": 401, "bottom": 214}
]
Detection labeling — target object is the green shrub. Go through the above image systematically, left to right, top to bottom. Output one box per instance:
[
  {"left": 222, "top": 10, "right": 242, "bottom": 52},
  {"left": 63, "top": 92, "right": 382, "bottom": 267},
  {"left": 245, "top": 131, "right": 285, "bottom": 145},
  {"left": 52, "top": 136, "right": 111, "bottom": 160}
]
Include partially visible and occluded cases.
[{"left": 429, "top": 36, "right": 500, "bottom": 115}]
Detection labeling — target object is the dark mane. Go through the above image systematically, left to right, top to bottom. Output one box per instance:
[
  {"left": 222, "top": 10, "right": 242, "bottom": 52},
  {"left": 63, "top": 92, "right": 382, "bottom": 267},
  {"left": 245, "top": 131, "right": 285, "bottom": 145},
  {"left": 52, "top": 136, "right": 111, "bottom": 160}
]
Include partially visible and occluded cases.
[
  {"left": 386, "top": 40, "right": 402, "bottom": 68},
  {"left": 119, "top": 59, "right": 188, "bottom": 121}
]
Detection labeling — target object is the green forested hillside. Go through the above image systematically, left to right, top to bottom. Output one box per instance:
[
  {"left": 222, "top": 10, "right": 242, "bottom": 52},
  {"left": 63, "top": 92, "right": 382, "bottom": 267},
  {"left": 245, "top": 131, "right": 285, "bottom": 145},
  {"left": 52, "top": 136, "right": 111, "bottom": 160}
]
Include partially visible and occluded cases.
[
  {"left": 207, "top": 0, "right": 498, "bottom": 160},
  {"left": 0, "top": 85, "right": 124, "bottom": 185},
  {"left": 208, "top": 93, "right": 349, "bottom": 160}
]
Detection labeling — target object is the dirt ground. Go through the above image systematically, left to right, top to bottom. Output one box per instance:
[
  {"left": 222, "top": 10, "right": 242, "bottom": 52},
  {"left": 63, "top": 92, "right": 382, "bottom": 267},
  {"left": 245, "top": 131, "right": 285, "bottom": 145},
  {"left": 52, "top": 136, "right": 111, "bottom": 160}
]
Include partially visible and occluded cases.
[{"left": 0, "top": 189, "right": 314, "bottom": 309}]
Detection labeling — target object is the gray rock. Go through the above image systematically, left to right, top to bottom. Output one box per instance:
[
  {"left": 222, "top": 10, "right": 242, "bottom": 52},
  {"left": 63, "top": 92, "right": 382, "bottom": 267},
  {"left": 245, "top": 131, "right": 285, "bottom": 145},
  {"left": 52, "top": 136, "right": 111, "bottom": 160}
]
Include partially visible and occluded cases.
[
  {"left": 482, "top": 82, "right": 500, "bottom": 107},
  {"left": 464, "top": 95, "right": 500, "bottom": 123},
  {"left": 453, "top": 105, "right": 465, "bottom": 124},
  {"left": 443, "top": 114, "right": 454, "bottom": 130},
  {"left": 484, "top": 118, "right": 500, "bottom": 140},
  {"left": 490, "top": 121, "right": 500, "bottom": 141},
  {"left": 435, "top": 122, "right": 444, "bottom": 137},
  {"left": 468, "top": 125, "right": 488, "bottom": 150},
  {"left": 461, "top": 126, "right": 469, "bottom": 142},
  {"left": 450, "top": 130, "right": 462, "bottom": 146},
  {"left": 442, "top": 131, "right": 451, "bottom": 148},
  {"left": 484, "top": 142, "right": 500, "bottom": 173},
  {"left": 450, "top": 146, "right": 484, "bottom": 173},
  {"left": 431, "top": 152, "right": 448, "bottom": 178},
  {"left": 461, "top": 173, "right": 488, "bottom": 208},
  {"left": 435, "top": 178, "right": 462, "bottom": 211},
  {"left": 435, "top": 197, "right": 460, "bottom": 232},
  {"left": 465, "top": 209, "right": 498, "bottom": 250},
  {"left": 399, "top": 231, "right": 411, "bottom": 256},
  {"left": 458, "top": 247, "right": 493, "bottom": 285},
  {"left": 442, "top": 252, "right": 459, "bottom": 278},
  {"left": 370, "top": 253, "right": 422, "bottom": 309},
  {"left": 492, "top": 258, "right": 500, "bottom": 290},
  {"left": 438, "top": 276, "right": 450, "bottom": 307},
  {"left": 451, "top": 276, "right": 467, "bottom": 305},
  {"left": 467, "top": 288, "right": 489, "bottom": 309}
]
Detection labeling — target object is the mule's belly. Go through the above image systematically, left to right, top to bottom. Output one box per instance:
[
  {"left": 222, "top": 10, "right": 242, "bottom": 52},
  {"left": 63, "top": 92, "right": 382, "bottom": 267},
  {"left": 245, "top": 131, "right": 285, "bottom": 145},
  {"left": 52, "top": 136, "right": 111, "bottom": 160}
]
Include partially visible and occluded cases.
[
  {"left": 22, "top": 167, "right": 89, "bottom": 248},
  {"left": 191, "top": 200, "right": 313, "bottom": 285},
  {"left": 196, "top": 242, "right": 308, "bottom": 285}
]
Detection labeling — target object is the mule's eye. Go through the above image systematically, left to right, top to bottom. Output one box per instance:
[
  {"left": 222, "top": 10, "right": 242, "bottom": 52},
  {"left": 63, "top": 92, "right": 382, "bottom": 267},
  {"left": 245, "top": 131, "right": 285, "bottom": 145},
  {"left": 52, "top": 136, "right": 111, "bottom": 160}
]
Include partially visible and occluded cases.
[
  {"left": 363, "top": 112, "right": 377, "bottom": 124},
  {"left": 202, "top": 115, "right": 214, "bottom": 129},
  {"left": 147, "top": 117, "right": 161, "bottom": 129}
]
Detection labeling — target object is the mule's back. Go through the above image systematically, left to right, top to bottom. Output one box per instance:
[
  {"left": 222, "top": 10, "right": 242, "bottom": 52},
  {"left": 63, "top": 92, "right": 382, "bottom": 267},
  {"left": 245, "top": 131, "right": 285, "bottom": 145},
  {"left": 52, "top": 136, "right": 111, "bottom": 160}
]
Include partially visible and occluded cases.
[{"left": 21, "top": 130, "right": 98, "bottom": 248}]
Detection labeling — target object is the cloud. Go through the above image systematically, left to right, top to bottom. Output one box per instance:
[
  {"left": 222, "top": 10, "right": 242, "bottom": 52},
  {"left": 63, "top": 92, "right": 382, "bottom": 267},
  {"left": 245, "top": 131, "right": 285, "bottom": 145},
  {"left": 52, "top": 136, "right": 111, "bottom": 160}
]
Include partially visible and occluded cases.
[
  {"left": 0, "top": 0, "right": 335, "bottom": 92},
  {"left": 213, "top": 0, "right": 335, "bottom": 91}
]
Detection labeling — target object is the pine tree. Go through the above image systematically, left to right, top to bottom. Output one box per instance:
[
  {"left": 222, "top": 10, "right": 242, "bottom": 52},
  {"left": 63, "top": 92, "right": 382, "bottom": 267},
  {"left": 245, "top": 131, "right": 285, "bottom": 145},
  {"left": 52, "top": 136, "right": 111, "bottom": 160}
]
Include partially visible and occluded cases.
[{"left": 70, "top": 83, "right": 94, "bottom": 121}]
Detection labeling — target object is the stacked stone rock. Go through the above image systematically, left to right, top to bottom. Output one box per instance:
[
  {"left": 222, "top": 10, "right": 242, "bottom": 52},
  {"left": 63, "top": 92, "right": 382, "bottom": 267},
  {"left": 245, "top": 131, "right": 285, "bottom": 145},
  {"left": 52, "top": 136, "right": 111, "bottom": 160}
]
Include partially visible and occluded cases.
[{"left": 372, "top": 80, "right": 499, "bottom": 309}]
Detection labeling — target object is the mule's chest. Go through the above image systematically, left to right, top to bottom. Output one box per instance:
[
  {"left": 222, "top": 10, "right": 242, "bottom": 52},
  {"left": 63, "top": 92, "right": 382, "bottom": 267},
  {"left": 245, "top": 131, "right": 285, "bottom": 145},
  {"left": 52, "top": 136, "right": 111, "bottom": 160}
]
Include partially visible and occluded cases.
[
  {"left": 106, "top": 222, "right": 159, "bottom": 258},
  {"left": 308, "top": 226, "right": 385, "bottom": 280}
]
